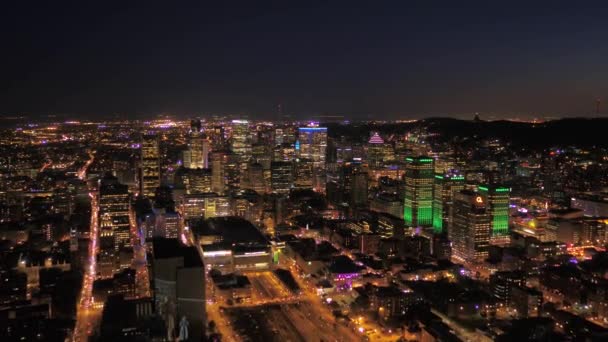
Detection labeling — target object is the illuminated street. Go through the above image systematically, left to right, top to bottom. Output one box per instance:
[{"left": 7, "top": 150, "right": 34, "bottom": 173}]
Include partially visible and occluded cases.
[
  {"left": 3, "top": 12, "right": 608, "bottom": 338},
  {"left": 77, "top": 150, "right": 95, "bottom": 180},
  {"left": 73, "top": 192, "right": 100, "bottom": 341},
  {"left": 130, "top": 204, "right": 150, "bottom": 298}
]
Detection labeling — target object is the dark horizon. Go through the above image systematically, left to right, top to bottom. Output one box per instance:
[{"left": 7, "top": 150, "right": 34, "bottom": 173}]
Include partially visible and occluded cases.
[{"left": 3, "top": 2, "right": 608, "bottom": 119}]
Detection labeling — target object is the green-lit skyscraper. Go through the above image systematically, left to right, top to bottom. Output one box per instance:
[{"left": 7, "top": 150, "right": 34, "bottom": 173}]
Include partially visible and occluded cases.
[
  {"left": 404, "top": 156, "right": 434, "bottom": 227},
  {"left": 432, "top": 171, "right": 465, "bottom": 234},
  {"left": 479, "top": 184, "right": 511, "bottom": 245}
]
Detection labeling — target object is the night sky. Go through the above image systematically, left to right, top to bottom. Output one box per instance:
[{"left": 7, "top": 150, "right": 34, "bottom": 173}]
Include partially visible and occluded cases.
[{"left": 2, "top": 2, "right": 608, "bottom": 120}]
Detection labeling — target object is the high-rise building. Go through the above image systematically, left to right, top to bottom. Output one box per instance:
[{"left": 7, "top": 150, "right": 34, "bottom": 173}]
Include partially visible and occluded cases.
[
  {"left": 230, "top": 120, "right": 252, "bottom": 165},
  {"left": 208, "top": 125, "right": 226, "bottom": 150},
  {"left": 297, "top": 125, "right": 328, "bottom": 192},
  {"left": 297, "top": 126, "right": 327, "bottom": 170},
  {"left": 366, "top": 132, "right": 394, "bottom": 168},
  {"left": 185, "top": 133, "right": 210, "bottom": 169},
  {"left": 141, "top": 134, "right": 161, "bottom": 198},
  {"left": 273, "top": 143, "right": 296, "bottom": 162},
  {"left": 210, "top": 151, "right": 226, "bottom": 195},
  {"left": 210, "top": 151, "right": 239, "bottom": 194},
  {"left": 403, "top": 156, "right": 434, "bottom": 227},
  {"left": 294, "top": 158, "right": 313, "bottom": 190},
  {"left": 271, "top": 161, "right": 293, "bottom": 194},
  {"left": 245, "top": 163, "right": 266, "bottom": 194},
  {"left": 180, "top": 168, "right": 212, "bottom": 194},
  {"left": 350, "top": 171, "right": 368, "bottom": 207},
  {"left": 432, "top": 171, "right": 465, "bottom": 234},
  {"left": 99, "top": 175, "right": 131, "bottom": 251},
  {"left": 479, "top": 185, "right": 511, "bottom": 245},
  {"left": 450, "top": 190, "right": 491, "bottom": 263},
  {"left": 180, "top": 193, "right": 231, "bottom": 221},
  {"left": 203, "top": 195, "right": 231, "bottom": 218},
  {"left": 155, "top": 210, "right": 181, "bottom": 239},
  {"left": 152, "top": 238, "right": 206, "bottom": 341},
  {"left": 490, "top": 270, "right": 525, "bottom": 305}
]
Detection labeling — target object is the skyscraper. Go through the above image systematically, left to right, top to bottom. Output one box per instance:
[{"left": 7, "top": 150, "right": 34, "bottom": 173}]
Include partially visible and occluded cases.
[
  {"left": 230, "top": 120, "right": 252, "bottom": 164},
  {"left": 208, "top": 125, "right": 226, "bottom": 150},
  {"left": 297, "top": 125, "right": 328, "bottom": 192},
  {"left": 297, "top": 126, "right": 327, "bottom": 170},
  {"left": 366, "top": 132, "right": 394, "bottom": 168},
  {"left": 185, "top": 133, "right": 210, "bottom": 169},
  {"left": 141, "top": 134, "right": 160, "bottom": 198},
  {"left": 210, "top": 150, "right": 240, "bottom": 193},
  {"left": 210, "top": 151, "right": 226, "bottom": 195},
  {"left": 403, "top": 156, "right": 434, "bottom": 227},
  {"left": 294, "top": 158, "right": 313, "bottom": 190},
  {"left": 271, "top": 161, "right": 293, "bottom": 194},
  {"left": 245, "top": 163, "right": 266, "bottom": 194},
  {"left": 181, "top": 168, "right": 212, "bottom": 194},
  {"left": 350, "top": 171, "right": 368, "bottom": 207},
  {"left": 432, "top": 171, "right": 465, "bottom": 234},
  {"left": 99, "top": 175, "right": 131, "bottom": 251},
  {"left": 479, "top": 184, "right": 511, "bottom": 245},
  {"left": 450, "top": 190, "right": 491, "bottom": 263}
]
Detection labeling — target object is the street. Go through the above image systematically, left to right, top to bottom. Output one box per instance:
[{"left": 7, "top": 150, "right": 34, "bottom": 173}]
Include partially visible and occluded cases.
[{"left": 73, "top": 192, "right": 100, "bottom": 341}]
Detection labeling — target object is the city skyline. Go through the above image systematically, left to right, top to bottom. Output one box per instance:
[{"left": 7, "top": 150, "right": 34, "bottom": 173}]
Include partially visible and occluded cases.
[
  {"left": 3, "top": 2, "right": 608, "bottom": 119},
  {"left": 4, "top": 2, "right": 608, "bottom": 341}
]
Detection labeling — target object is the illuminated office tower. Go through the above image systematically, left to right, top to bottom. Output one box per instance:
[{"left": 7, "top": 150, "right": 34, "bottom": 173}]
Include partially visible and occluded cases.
[
  {"left": 230, "top": 120, "right": 252, "bottom": 164},
  {"left": 209, "top": 125, "right": 226, "bottom": 150},
  {"left": 297, "top": 126, "right": 327, "bottom": 170},
  {"left": 297, "top": 126, "right": 328, "bottom": 193},
  {"left": 274, "top": 127, "right": 285, "bottom": 145},
  {"left": 185, "top": 132, "right": 210, "bottom": 169},
  {"left": 366, "top": 132, "right": 394, "bottom": 168},
  {"left": 141, "top": 134, "right": 161, "bottom": 198},
  {"left": 252, "top": 143, "right": 270, "bottom": 164},
  {"left": 273, "top": 143, "right": 296, "bottom": 162},
  {"left": 210, "top": 150, "right": 240, "bottom": 193},
  {"left": 210, "top": 151, "right": 226, "bottom": 195},
  {"left": 223, "top": 152, "right": 240, "bottom": 189},
  {"left": 403, "top": 156, "right": 434, "bottom": 227},
  {"left": 294, "top": 158, "right": 314, "bottom": 190},
  {"left": 271, "top": 161, "right": 293, "bottom": 194},
  {"left": 246, "top": 163, "right": 266, "bottom": 194},
  {"left": 183, "top": 168, "right": 212, "bottom": 194},
  {"left": 432, "top": 171, "right": 465, "bottom": 234},
  {"left": 99, "top": 175, "right": 131, "bottom": 251},
  {"left": 479, "top": 184, "right": 511, "bottom": 245},
  {"left": 450, "top": 190, "right": 491, "bottom": 263},
  {"left": 180, "top": 193, "right": 230, "bottom": 220},
  {"left": 181, "top": 194, "right": 206, "bottom": 220},
  {"left": 203, "top": 195, "right": 231, "bottom": 218},
  {"left": 155, "top": 210, "right": 180, "bottom": 239}
]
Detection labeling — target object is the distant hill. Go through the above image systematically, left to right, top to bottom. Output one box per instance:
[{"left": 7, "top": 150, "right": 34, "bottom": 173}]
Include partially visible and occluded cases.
[{"left": 326, "top": 117, "right": 608, "bottom": 148}]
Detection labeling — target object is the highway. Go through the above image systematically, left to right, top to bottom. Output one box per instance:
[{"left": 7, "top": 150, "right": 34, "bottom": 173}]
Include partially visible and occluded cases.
[
  {"left": 77, "top": 151, "right": 95, "bottom": 180},
  {"left": 39, "top": 160, "right": 52, "bottom": 173},
  {"left": 73, "top": 192, "right": 100, "bottom": 341}
]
